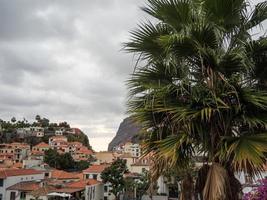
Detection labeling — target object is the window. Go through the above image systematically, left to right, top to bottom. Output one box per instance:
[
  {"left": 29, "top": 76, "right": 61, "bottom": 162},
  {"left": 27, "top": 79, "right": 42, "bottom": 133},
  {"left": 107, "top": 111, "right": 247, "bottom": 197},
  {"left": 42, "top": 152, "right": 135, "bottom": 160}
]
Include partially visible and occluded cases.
[
  {"left": 93, "top": 174, "right": 97, "bottom": 180},
  {"left": 0, "top": 179, "right": 3, "bottom": 187},
  {"left": 104, "top": 186, "right": 108, "bottom": 192},
  {"left": 10, "top": 192, "right": 16, "bottom": 200},
  {"left": 20, "top": 192, "right": 26, "bottom": 199},
  {"left": 104, "top": 197, "right": 108, "bottom": 200}
]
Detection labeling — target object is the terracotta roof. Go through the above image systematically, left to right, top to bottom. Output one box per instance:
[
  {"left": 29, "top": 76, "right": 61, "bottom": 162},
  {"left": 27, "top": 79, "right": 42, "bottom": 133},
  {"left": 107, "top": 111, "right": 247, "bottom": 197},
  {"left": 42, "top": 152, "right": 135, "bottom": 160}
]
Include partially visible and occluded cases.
[
  {"left": 72, "top": 128, "right": 81, "bottom": 134},
  {"left": 10, "top": 142, "right": 30, "bottom": 147},
  {"left": 34, "top": 142, "right": 50, "bottom": 148},
  {"left": 77, "top": 147, "right": 93, "bottom": 155},
  {"left": 31, "top": 150, "right": 45, "bottom": 156},
  {"left": 12, "top": 162, "right": 23, "bottom": 169},
  {"left": 83, "top": 164, "right": 109, "bottom": 173},
  {"left": 0, "top": 169, "right": 43, "bottom": 178},
  {"left": 51, "top": 170, "right": 80, "bottom": 180},
  {"left": 77, "top": 172, "right": 84, "bottom": 180},
  {"left": 66, "top": 179, "right": 101, "bottom": 188},
  {"left": 87, "top": 179, "right": 101, "bottom": 185},
  {"left": 66, "top": 180, "right": 87, "bottom": 188},
  {"left": 7, "top": 181, "right": 40, "bottom": 191},
  {"left": 30, "top": 185, "right": 56, "bottom": 197}
]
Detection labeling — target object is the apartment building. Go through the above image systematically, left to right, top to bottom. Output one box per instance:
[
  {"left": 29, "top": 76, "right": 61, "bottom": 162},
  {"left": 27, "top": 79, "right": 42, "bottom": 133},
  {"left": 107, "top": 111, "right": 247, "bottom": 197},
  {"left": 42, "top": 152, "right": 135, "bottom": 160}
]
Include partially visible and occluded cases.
[{"left": 0, "top": 169, "right": 44, "bottom": 200}]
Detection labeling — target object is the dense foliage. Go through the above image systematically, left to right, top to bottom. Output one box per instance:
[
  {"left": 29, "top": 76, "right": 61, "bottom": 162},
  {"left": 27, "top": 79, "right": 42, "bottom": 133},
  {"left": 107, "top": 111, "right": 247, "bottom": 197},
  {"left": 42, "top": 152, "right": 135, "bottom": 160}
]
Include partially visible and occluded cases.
[
  {"left": 126, "top": 0, "right": 267, "bottom": 199},
  {"left": 44, "top": 149, "right": 91, "bottom": 171},
  {"left": 101, "top": 159, "right": 128, "bottom": 200}
]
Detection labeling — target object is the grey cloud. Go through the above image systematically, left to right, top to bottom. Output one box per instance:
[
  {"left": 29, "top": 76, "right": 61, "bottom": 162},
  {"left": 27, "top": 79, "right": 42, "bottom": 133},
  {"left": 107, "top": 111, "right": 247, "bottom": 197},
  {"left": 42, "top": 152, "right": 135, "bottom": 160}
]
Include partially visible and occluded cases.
[{"left": 0, "top": 0, "right": 265, "bottom": 151}]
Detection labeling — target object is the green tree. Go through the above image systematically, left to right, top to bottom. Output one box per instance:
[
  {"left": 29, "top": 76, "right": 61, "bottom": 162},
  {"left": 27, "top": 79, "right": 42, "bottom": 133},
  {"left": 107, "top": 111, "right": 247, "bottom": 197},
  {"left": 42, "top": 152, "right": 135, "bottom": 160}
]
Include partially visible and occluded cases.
[
  {"left": 125, "top": 0, "right": 267, "bottom": 199},
  {"left": 35, "top": 115, "right": 41, "bottom": 122},
  {"left": 11, "top": 117, "right": 16, "bottom": 123},
  {"left": 44, "top": 149, "right": 60, "bottom": 168},
  {"left": 59, "top": 153, "right": 75, "bottom": 170},
  {"left": 101, "top": 159, "right": 128, "bottom": 200},
  {"left": 136, "top": 170, "right": 150, "bottom": 200}
]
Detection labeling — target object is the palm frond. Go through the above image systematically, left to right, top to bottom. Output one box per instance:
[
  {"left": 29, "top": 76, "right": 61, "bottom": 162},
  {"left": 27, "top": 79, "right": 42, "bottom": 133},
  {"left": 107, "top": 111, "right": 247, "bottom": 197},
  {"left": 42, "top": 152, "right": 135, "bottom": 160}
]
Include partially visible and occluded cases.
[
  {"left": 142, "top": 0, "right": 194, "bottom": 32},
  {"left": 246, "top": 1, "right": 267, "bottom": 30},
  {"left": 124, "top": 22, "right": 170, "bottom": 60},
  {"left": 219, "top": 134, "right": 267, "bottom": 176}
]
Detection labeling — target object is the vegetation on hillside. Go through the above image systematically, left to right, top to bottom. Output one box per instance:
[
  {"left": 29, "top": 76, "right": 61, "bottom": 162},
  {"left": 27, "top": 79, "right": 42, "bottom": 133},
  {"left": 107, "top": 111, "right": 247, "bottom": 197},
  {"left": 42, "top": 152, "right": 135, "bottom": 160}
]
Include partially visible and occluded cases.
[
  {"left": 126, "top": 0, "right": 267, "bottom": 199},
  {"left": 0, "top": 115, "right": 91, "bottom": 149},
  {"left": 44, "top": 149, "right": 92, "bottom": 171}
]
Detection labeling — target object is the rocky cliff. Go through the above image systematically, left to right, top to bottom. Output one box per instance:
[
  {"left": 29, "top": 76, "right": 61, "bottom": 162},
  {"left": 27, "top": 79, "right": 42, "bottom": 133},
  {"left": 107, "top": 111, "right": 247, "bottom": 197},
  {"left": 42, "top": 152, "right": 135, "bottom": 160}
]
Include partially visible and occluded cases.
[{"left": 108, "top": 117, "right": 142, "bottom": 151}]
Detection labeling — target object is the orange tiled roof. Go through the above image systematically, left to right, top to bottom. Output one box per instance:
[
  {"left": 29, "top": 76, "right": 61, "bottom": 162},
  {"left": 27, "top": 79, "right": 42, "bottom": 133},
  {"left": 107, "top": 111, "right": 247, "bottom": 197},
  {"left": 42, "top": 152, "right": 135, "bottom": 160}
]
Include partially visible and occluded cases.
[
  {"left": 34, "top": 142, "right": 50, "bottom": 148},
  {"left": 10, "top": 143, "right": 30, "bottom": 148},
  {"left": 77, "top": 147, "right": 93, "bottom": 155},
  {"left": 31, "top": 150, "right": 45, "bottom": 156},
  {"left": 12, "top": 162, "right": 23, "bottom": 169},
  {"left": 83, "top": 164, "right": 109, "bottom": 173},
  {"left": 0, "top": 169, "right": 43, "bottom": 178},
  {"left": 51, "top": 170, "right": 80, "bottom": 180},
  {"left": 66, "top": 179, "right": 101, "bottom": 188},
  {"left": 87, "top": 179, "right": 101, "bottom": 185},
  {"left": 66, "top": 180, "right": 87, "bottom": 188},
  {"left": 7, "top": 181, "right": 40, "bottom": 191},
  {"left": 30, "top": 185, "right": 56, "bottom": 197}
]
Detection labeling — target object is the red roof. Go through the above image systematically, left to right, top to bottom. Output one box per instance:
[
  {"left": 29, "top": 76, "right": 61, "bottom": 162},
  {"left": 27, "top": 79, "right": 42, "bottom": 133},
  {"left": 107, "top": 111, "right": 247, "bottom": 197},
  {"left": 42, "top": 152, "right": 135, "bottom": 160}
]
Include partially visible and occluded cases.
[
  {"left": 72, "top": 128, "right": 81, "bottom": 134},
  {"left": 34, "top": 142, "right": 50, "bottom": 148},
  {"left": 77, "top": 147, "right": 93, "bottom": 155},
  {"left": 12, "top": 162, "right": 23, "bottom": 169},
  {"left": 83, "top": 164, "right": 109, "bottom": 173},
  {"left": 0, "top": 169, "right": 43, "bottom": 178},
  {"left": 51, "top": 170, "right": 80, "bottom": 180},
  {"left": 66, "top": 179, "right": 101, "bottom": 188},
  {"left": 7, "top": 181, "right": 40, "bottom": 191}
]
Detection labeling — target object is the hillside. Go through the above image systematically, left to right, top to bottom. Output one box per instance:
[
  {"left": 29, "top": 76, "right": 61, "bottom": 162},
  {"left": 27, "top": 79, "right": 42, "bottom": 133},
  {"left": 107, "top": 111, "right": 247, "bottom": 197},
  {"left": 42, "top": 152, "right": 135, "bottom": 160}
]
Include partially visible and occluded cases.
[
  {"left": 0, "top": 116, "right": 91, "bottom": 149},
  {"left": 108, "top": 117, "right": 142, "bottom": 151}
]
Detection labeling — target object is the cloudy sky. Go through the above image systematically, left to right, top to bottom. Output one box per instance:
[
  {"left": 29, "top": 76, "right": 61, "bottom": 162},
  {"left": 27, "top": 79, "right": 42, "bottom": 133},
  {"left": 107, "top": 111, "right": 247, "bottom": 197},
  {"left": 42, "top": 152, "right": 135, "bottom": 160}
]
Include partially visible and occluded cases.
[{"left": 0, "top": 1, "right": 265, "bottom": 151}]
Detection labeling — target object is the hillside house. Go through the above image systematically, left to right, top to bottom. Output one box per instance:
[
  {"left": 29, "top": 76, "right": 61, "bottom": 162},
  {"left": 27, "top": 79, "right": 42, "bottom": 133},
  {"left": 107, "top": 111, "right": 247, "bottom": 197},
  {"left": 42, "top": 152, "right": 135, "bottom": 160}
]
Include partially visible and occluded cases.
[{"left": 0, "top": 169, "right": 44, "bottom": 200}]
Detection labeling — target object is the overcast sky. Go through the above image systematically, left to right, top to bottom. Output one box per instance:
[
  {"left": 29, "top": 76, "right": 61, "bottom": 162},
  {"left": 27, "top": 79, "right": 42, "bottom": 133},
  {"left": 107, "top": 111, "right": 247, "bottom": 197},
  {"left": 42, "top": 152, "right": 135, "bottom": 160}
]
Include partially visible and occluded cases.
[{"left": 0, "top": 0, "right": 266, "bottom": 151}]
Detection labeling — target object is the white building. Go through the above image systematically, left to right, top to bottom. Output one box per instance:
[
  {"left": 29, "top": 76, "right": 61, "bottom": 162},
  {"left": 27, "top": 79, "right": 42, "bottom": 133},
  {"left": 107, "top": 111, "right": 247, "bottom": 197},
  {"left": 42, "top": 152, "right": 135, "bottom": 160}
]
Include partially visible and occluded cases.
[
  {"left": 123, "top": 142, "right": 141, "bottom": 157},
  {"left": 83, "top": 164, "right": 114, "bottom": 200},
  {"left": 0, "top": 169, "right": 44, "bottom": 200},
  {"left": 85, "top": 180, "right": 104, "bottom": 200}
]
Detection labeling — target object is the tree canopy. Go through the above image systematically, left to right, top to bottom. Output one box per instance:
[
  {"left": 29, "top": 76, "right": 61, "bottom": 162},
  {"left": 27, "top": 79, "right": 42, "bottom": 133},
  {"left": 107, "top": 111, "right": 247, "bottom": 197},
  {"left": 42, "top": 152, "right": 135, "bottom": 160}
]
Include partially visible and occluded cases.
[
  {"left": 125, "top": 0, "right": 267, "bottom": 199},
  {"left": 101, "top": 159, "right": 128, "bottom": 200}
]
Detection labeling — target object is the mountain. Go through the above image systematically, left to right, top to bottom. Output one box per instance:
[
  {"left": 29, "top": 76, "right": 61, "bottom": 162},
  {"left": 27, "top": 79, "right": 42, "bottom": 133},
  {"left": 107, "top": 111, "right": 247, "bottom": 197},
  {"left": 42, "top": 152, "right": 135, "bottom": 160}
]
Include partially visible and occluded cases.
[{"left": 108, "top": 117, "right": 142, "bottom": 151}]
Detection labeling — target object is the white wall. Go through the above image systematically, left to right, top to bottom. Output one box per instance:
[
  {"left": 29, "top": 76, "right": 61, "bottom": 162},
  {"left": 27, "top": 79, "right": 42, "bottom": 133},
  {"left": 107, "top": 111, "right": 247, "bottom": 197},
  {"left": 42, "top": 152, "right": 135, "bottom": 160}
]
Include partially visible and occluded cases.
[
  {"left": 1, "top": 173, "right": 44, "bottom": 200},
  {"left": 85, "top": 184, "right": 104, "bottom": 200},
  {"left": 26, "top": 194, "right": 48, "bottom": 200}
]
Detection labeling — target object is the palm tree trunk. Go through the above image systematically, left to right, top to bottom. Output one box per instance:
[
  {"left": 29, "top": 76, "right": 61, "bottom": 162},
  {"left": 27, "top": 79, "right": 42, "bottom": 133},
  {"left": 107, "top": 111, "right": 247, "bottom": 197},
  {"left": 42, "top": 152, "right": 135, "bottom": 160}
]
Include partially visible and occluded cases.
[{"left": 179, "top": 173, "right": 194, "bottom": 200}]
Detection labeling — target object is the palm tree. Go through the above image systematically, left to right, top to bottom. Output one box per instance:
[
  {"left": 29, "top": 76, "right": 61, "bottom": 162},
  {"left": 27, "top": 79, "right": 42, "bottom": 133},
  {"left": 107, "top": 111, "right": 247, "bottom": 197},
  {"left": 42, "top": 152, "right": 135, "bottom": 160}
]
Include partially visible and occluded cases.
[{"left": 125, "top": 0, "right": 267, "bottom": 199}]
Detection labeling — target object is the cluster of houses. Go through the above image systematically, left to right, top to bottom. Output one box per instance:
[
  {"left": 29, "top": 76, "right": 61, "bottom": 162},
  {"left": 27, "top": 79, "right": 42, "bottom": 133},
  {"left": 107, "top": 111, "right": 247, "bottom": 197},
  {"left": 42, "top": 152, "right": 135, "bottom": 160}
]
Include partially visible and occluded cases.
[
  {"left": 15, "top": 127, "right": 82, "bottom": 139},
  {"left": 0, "top": 130, "right": 264, "bottom": 200},
  {"left": 0, "top": 135, "right": 156, "bottom": 200},
  {"left": 0, "top": 135, "right": 93, "bottom": 167}
]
